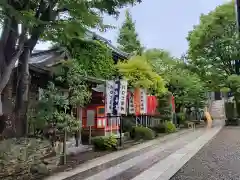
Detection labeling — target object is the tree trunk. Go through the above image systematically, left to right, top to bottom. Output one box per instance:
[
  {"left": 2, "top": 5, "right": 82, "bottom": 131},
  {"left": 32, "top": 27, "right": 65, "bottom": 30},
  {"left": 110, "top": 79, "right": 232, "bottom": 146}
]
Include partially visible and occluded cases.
[{"left": 14, "top": 47, "right": 30, "bottom": 137}]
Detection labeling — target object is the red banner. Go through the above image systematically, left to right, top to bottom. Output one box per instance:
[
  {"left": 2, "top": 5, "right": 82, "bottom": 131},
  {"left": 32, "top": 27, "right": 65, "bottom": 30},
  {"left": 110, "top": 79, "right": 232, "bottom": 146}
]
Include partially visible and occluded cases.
[
  {"left": 134, "top": 88, "right": 141, "bottom": 116},
  {"left": 147, "top": 95, "right": 158, "bottom": 115}
]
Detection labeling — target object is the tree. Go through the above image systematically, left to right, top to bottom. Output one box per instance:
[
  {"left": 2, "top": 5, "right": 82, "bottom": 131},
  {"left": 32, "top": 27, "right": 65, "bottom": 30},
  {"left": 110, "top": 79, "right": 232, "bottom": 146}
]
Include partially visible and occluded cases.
[
  {"left": 0, "top": 0, "right": 141, "bottom": 136},
  {"left": 186, "top": 1, "right": 240, "bottom": 115},
  {"left": 187, "top": 1, "right": 238, "bottom": 91},
  {"left": 117, "top": 9, "right": 143, "bottom": 55},
  {"left": 143, "top": 49, "right": 207, "bottom": 113},
  {"left": 144, "top": 49, "right": 178, "bottom": 82},
  {"left": 116, "top": 55, "right": 167, "bottom": 95},
  {"left": 29, "top": 59, "right": 91, "bottom": 164}
]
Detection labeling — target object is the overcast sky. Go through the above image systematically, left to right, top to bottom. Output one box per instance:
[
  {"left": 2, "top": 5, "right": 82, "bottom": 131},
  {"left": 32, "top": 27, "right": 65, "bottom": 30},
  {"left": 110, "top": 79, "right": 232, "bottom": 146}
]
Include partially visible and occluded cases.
[{"left": 36, "top": 0, "right": 231, "bottom": 57}]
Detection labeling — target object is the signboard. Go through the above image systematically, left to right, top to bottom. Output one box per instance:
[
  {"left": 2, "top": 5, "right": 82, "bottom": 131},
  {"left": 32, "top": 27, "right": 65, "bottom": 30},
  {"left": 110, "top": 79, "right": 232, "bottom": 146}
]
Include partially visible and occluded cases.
[
  {"left": 106, "top": 80, "right": 128, "bottom": 115},
  {"left": 112, "top": 80, "right": 120, "bottom": 115},
  {"left": 118, "top": 80, "right": 128, "bottom": 114},
  {"left": 106, "top": 81, "right": 115, "bottom": 113},
  {"left": 140, "top": 89, "right": 147, "bottom": 114},
  {"left": 129, "top": 93, "right": 135, "bottom": 114},
  {"left": 86, "top": 110, "right": 95, "bottom": 126}
]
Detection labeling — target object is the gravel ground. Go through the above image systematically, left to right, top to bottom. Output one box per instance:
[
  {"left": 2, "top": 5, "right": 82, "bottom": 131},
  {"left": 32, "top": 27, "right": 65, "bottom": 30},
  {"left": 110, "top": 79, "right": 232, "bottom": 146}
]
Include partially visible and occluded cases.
[{"left": 170, "top": 126, "right": 240, "bottom": 180}]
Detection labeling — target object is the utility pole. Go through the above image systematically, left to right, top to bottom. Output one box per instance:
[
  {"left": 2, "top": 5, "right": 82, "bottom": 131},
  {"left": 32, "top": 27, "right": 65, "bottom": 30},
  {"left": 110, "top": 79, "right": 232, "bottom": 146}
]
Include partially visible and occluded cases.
[
  {"left": 235, "top": 0, "right": 240, "bottom": 74},
  {"left": 236, "top": 0, "right": 240, "bottom": 34}
]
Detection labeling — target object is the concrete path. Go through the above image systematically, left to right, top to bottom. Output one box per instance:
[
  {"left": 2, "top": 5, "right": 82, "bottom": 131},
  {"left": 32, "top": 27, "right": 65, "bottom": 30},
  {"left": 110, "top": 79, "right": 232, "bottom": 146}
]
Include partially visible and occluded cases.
[
  {"left": 45, "top": 122, "right": 222, "bottom": 180},
  {"left": 171, "top": 126, "right": 240, "bottom": 180}
]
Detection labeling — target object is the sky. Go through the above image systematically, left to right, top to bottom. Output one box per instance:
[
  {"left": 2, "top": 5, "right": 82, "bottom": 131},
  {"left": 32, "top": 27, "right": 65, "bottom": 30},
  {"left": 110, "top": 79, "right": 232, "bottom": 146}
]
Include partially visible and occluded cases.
[{"left": 36, "top": 0, "right": 231, "bottom": 57}]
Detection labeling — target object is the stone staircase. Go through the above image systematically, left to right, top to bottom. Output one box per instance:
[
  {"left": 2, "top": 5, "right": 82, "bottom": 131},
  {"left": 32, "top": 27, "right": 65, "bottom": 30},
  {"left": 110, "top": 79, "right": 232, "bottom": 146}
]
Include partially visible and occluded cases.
[{"left": 210, "top": 100, "right": 226, "bottom": 120}]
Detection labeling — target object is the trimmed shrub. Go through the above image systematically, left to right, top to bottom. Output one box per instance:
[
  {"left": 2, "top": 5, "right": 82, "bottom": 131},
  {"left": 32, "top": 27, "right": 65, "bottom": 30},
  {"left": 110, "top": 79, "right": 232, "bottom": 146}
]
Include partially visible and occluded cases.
[
  {"left": 225, "top": 102, "right": 235, "bottom": 119},
  {"left": 177, "top": 112, "right": 186, "bottom": 124},
  {"left": 122, "top": 117, "right": 135, "bottom": 133},
  {"left": 165, "top": 121, "right": 176, "bottom": 133},
  {"left": 151, "top": 123, "right": 166, "bottom": 133},
  {"left": 131, "top": 126, "right": 155, "bottom": 140},
  {"left": 92, "top": 136, "right": 117, "bottom": 151},
  {"left": 0, "top": 138, "right": 53, "bottom": 180}
]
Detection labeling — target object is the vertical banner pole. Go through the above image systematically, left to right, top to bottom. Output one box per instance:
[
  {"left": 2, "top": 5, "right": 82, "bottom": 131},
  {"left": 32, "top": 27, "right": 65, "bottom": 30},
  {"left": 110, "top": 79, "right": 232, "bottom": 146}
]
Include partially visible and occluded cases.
[
  {"left": 110, "top": 115, "right": 112, "bottom": 135},
  {"left": 145, "top": 115, "right": 147, "bottom": 127},
  {"left": 119, "top": 116, "right": 123, "bottom": 146},
  {"left": 89, "top": 126, "right": 92, "bottom": 144}
]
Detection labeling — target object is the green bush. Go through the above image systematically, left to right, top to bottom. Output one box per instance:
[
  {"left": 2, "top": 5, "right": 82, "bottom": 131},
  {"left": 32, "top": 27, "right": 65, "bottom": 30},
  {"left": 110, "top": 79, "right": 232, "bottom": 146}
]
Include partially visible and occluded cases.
[
  {"left": 225, "top": 102, "right": 235, "bottom": 119},
  {"left": 177, "top": 112, "right": 186, "bottom": 124},
  {"left": 122, "top": 117, "right": 135, "bottom": 133},
  {"left": 165, "top": 121, "right": 176, "bottom": 133},
  {"left": 151, "top": 123, "right": 166, "bottom": 133},
  {"left": 131, "top": 126, "right": 155, "bottom": 140},
  {"left": 92, "top": 136, "right": 117, "bottom": 151},
  {"left": 0, "top": 138, "right": 53, "bottom": 180}
]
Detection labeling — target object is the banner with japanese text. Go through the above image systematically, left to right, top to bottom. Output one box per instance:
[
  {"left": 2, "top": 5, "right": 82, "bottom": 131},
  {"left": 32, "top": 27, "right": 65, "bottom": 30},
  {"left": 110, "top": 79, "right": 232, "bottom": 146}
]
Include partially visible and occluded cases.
[
  {"left": 106, "top": 80, "right": 115, "bottom": 114},
  {"left": 106, "top": 80, "right": 128, "bottom": 115},
  {"left": 112, "top": 80, "right": 121, "bottom": 115},
  {"left": 118, "top": 80, "right": 128, "bottom": 114},
  {"left": 140, "top": 89, "right": 147, "bottom": 114},
  {"left": 128, "top": 93, "right": 135, "bottom": 114}
]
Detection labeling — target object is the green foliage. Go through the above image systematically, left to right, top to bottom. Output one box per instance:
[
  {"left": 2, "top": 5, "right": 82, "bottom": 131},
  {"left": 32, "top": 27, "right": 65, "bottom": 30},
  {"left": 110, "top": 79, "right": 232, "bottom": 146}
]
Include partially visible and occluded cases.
[
  {"left": 0, "top": 0, "right": 142, "bottom": 99},
  {"left": 1, "top": 0, "right": 142, "bottom": 41},
  {"left": 187, "top": 1, "right": 238, "bottom": 90},
  {"left": 117, "top": 9, "right": 143, "bottom": 54},
  {"left": 65, "top": 39, "right": 116, "bottom": 79},
  {"left": 144, "top": 49, "right": 207, "bottom": 110},
  {"left": 144, "top": 49, "right": 178, "bottom": 81},
  {"left": 116, "top": 55, "right": 167, "bottom": 95},
  {"left": 54, "top": 59, "right": 91, "bottom": 107},
  {"left": 29, "top": 63, "right": 90, "bottom": 138},
  {"left": 170, "top": 70, "right": 207, "bottom": 109},
  {"left": 223, "top": 75, "right": 240, "bottom": 116},
  {"left": 225, "top": 75, "right": 240, "bottom": 94},
  {"left": 34, "top": 82, "right": 81, "bottom": 135},
  {"left": 220, "top": 87, "right": 231, "bottom": 93},
  {"left": 157, "top": 92, "right": 172, "bottom": 121},
  {"left": 225, "top": 102, "right": 235, "bottom": 119},
  {"left": 177, "top": 112, "right": 186, "bottom": 124},
  {"left": 122, "top": 117, "right": 135, "bottom": 132},
  {"left": 152, "top": 121, "right": 176, "bottom": 134},
  {"left": 165, "top": 121, "right": 176, "bottom": 133},
  {"left": 151, "top": 123, "right": 166, "bottom": 133},
  {"left": 130, "top": 126, "right": 155, "bottom": 140},
  {"left": 92, "top": 136, "right": 117, "bottom": 151},
  {"left": 0, "top": 138, "right": 53, "bottom": 179}
]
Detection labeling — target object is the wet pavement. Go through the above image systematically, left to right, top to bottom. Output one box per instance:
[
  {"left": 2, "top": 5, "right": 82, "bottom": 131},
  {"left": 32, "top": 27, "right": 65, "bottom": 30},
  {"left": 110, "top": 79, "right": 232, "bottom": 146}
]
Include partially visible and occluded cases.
[
  {"left": 45, "top": 123, "right": 222, "bottom": 180},
  {"left": 170, "top": 126, "right": 240, "bottom": 180},
  {"left": 61, "top": 128, "right": 214, "bottom": 180},
  {"left": 64, "top": 130, "right": 193, "bottom": 180},
  {"left": 107, "top": 130, "right": 203, "bottom": 180}
]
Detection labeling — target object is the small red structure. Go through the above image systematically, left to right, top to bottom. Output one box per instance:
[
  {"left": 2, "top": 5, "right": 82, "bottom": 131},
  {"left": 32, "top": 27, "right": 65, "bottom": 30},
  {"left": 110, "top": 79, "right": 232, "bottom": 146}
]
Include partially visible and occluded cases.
[
  {"left": 80, "top": 87, "right": 160, "bottom": 137},
  {"left": 80, "top": 90, "right": 119, "bottom": 137}
]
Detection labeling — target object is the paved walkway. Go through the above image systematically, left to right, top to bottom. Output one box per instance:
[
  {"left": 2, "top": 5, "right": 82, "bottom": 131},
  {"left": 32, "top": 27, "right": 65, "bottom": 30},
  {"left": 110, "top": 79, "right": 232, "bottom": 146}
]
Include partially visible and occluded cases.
[
  {"left": 45, "top": 122, "right": 222, "bottom": 180},
  {"left": 170, "top": 126, "right": 240, "bottom": 180}
]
